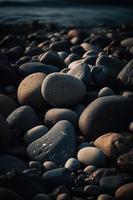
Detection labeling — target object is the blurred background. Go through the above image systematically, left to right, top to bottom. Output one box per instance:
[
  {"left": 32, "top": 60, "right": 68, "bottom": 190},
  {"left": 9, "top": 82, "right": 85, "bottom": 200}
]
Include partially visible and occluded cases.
[{"left": 0, "top": 0, "right": 132, "bottom": 26}]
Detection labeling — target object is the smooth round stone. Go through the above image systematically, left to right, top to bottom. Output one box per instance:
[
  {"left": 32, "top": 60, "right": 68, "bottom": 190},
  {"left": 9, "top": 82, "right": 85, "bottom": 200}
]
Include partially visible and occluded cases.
[
  {"left": 67, "top": 29, "right": 85, "bottom": 39},
  {"left": 90, "top": 35, "right": 111, "bottom": 49},
  {"left": 121, "top": 37, "right": 133, "bottom": 48},
  {"left": 50, "top": 40, "right": 71, "bottom": 52},
  {"left": 70, "top": 45, "right": 85, "bottom": 56},
  {"left": 7, "top": 46, "right": 24, "bottom": 61},
  {"left": 39, "top": 50, "right": 64, "bottom": 68},
  {"left": 82, "top": 50, "right": 100, "bottom": 58},
  {"left": 58, "top": 51, "right": 69, "bottom": 61},
  {"left": 65, "top": 53, "right": 80, "bottom": 66},
  {"left": 83, "top": 55, "right": 97, "bottom": 65},
  {"left": 96, "top": 55, "right": 123, "bottom": 76},
  {"left": 16, "top": 56, "right": 31, "bottom": 65},
  {"left": 117, "top": 59, "right": 133, "bottom": 90},
  {"left": 68, "top": 60, "right": 82, "bottom": 69},
  {"left": 19, "top": 62, "right": 59, "bottom": 77},
  {"left": 67, "top": 62, "right": 91, "bottom": 88},
  {"left": 17, "top": 73, "right": 47, "bottom": 109},
  {"left": 41, "top": 73, "right": 86, "bottom": 107},
  {"left": 98, "top": 87, "right": 114, "bottom": 98},
  {"left": 122, "top": 91, "right": 133, "bottom": 99},
  {"left": 0, "top": 94, "right": 18, "bottom": 118},
  {"left": 79, "top": 95, "right": 133, "bottom": 140},
  {"left": 7, "top": 106, "right": 38, "bottom": 134},
  {"left": 44, "top": 108, "right": 79, "bottom": 128},
  {"left": 0, "top": 115, "right": 12, "bottom": 148},
  {"left": 27, "top": 120, "right": 76, "bottom": 165},
  {"left": 129, "top": 122, "right": 133, "bottom": 132},
  {"left": 24, "top": 125, "right": 48, "bottom": 145},
  {"left": 94, "top": 132, "right": 132, "bottom": 160},
  {"left": 77, "top": 142, "right": 92, "bottom": 151},
  {"left": 77, "top": 147, "right": 106, "bottom": 167},
  {"left": 117, "top": 150, "right": 133, "bottom": 173},
  {"left": 0, "top": 155, "right": 26, "bottom": 173},
  {"left": 65, "top": 158, "right": 81, "bottom": 171},
  {"left": 29, "top": 161, "right": 43, "bottom": 171},
  {"left": 43, "top": 161, "right": 57, "bottom": 171},
  {"left": 84, "top": 165, "right": 97, "bottom": 176},
  {"left": 43, "top": 167, "right": 74, "bottom": 188},
  {"left": 100, "top": 175, "right": 124, "bottom": 193},
  {"left": 115, "top": 183, "right": 133, "bottom": 200},
  {"left": 53, "top": 185, "right": 70, "bottom": 197},
  {"left": 83, "top": 185, "right": 100, "bottom": 197},
  {"left": 0, "top": 187, "right": 24, "bottom": 200},
  {"left": 56, "top": 193, "right": 70, "bottom": 200},
  {"left": 33, "top": 194, "right": 51, "bottom": 200},
  {"left": 97, "top": 194, "right": 115, "bottom": 200}
]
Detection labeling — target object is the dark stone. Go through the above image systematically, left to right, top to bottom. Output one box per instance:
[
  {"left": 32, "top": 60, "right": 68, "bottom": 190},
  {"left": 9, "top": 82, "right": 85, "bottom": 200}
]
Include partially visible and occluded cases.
[
  {"left": 50, "top": 40, "right": 71, "bottom": 52},
  {"left": 79, "top": 95, "right": 133, "bottom": 140},
  {"left": 7, "top": 106, "right": 38, "bottom": 134},
  {"left": 27, "top": 120, "right": 76, "bottom": 165},
  {"left": 117, "top": 150, "right": 133, "bottom": 173},
  {"left": 115, "top": 183, "right": 133, "bottom": 200},
  {"left": 0, "top": 187, "right": 24, "bottom": 200}
]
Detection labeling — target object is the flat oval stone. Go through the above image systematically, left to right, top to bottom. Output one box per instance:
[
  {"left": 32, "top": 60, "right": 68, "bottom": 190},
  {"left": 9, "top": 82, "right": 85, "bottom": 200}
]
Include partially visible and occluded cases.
[
  {"left": 19, "top": 62, "right": 59, "bottom": 77},
  {"left": 17, "top": 73, "right": 47, "bottom": 109},
  {"left": 41, "top": 73, "right": 86, "bottom": 107},
  {"left": 98, "top": 87, "right": 114, "bottom": 98},
  {"left": 79, "top": 95, "right": 133, "bottom": 140},
  {"left": 7, "top": 106, "right": 38, "bottom": 134},
  {"left": 44, "top": 108, "right": 78, "bottom": 128},
  {"left": 0, "top": 115, "right": 12, "bottom": 148},
  {"left": 27, "top": 120, "right": 76, "bottom": 165},
  {"left": 24, "top": 125, "right": 48, "bottom": 145},
  {"left": 94, "top": 133, "right": 133, "bottom": 160},
  {"left": 77, "top": 147, "right": 106, "bottom": 167},
  {"left": 117, "top": 150, "right": 133, "bottom": 173},
  {"left": 0, "top": 155, "right": 26, "bottom": 173},
  {"left": 65, "top": 158, "right": 81, "bottom": 171},
  {"left": 115, "top": 183, "right": 133, "bottom": 200},
  {"left": 97, "top": 194, "right": 115, "bottom": 200}
]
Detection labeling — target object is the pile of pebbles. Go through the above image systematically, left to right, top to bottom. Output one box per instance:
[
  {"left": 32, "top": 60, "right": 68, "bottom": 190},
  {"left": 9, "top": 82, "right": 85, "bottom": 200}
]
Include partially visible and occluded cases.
[{"left": 0, "top": 22, "right": 133, "bottom": 200}]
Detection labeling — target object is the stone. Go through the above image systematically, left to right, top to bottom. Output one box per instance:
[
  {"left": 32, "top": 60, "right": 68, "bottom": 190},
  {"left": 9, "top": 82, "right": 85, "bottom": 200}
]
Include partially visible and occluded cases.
[
  {"left": 90, "top": 35, "right": 111, "bottom": 49},
  {"left": 121, "top": 37, "right": 133, "bottom": 48},
  {"left": 50, "top": 40, "right": 71, "bottom": 52},
  {"left": 39, "top": 51, "right": 64, "bottom": 68},
  {"left": 65, "top": 53, "right": 80, "bottom": 66},
  {"left": 117, "top": 59, "right": 133, "bottom": 90},
  {"left": 19, "top": 62, "right": 59, "bottom": 77},
  {"left": 67, "top": 62, "right": 91, "bottom": 88},
  {"left": 17, "top": 73, "right": 47, "bottom": 109},
  {"left": 41, "top": 73, "right": 86, "bottom": 107},
  {"left": 98, "top": 87, "right": 114, "bottom": 98},
  {"left": 0, "top": 94, "right": 17, "bottom": 118},
  {"left": 79, "top": 95, "right": 133, "bottom": 140},
  {"left": 7, "top": 106, "right": 38, "bottom": 134},
  {"left": 44, "top": 108, "right": 78, "bottom": 128},
  {"left": 0, "top": 115, "right": 11, "bottom": 148},
  {"left": 27, "top": 120, "right": 76, "bottom": 165},
  {"left": 24, "top": 125, "right": 48, "bottom": 145},
  {"left": 94, "top": 132, "right": 132, "bottom": 160},
  {"left": 77, "top": 147, "right": 106, "bottom": 167},
  {"left": 117, "top": 150, "right": 133, "bottom": 173},
  {"left": 0, "top": 155, "right": 26, "bottom": 173},
  {"left": 65, "top": 158, "right": 81, "bottom": 171},
  {"left": 29, "top": 161, "right": 43, "bottom": 172},
  {"left": 43, "top": 161, "right": 57, "bottom": 171},
  {"left": 84, "top": 165, "right": 97, "bottom": 176},
  {"left": 43, "top": 168, "right": 74, "bottom": 188},
  {"left": 115, "top": 183, "right": 133, "bottom": 200},
  {"left": 83, "top": 185, "right": 100, "bottom": 197},
  {"left": 56, "top": 193, "right": 70, "bottom": 200},
  {"left": 33, "top": 194, "right": 51, "bottom": 200},
  {"left": 97, "top": 194, "right": 115, "bottom": 200}
]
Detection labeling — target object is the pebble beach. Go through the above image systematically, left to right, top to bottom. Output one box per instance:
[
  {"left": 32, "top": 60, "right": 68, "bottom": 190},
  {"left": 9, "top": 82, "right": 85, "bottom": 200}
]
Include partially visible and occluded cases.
[{"left": 0, "top": 2, "right": 133, "bottom": 199}]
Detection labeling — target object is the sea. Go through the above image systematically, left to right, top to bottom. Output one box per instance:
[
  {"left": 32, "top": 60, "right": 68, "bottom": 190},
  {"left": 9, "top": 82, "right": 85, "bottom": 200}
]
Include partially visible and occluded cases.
[{"left": 0, "top": 0, "right": 133, "bottom": 27}]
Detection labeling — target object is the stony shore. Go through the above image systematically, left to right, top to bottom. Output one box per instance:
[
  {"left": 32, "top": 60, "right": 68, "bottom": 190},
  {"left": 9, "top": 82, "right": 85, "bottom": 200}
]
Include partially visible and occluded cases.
[{"left": 0, "top": 21, "right": 133, "bottom": 200}]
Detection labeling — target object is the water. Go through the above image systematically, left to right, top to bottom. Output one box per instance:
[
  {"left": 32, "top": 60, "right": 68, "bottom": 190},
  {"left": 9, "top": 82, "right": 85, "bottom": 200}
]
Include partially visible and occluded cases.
[{"left": 0, "top": 0, "right": 132, "bottom": 27}]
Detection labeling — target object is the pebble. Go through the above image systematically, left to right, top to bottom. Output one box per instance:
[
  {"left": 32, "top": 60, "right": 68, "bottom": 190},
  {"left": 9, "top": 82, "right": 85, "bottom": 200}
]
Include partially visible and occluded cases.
[
  {"left": 65, "top": 53, "right": 80, "bottom": 66},
  {"left": 19, "top": 62, "right": 59, "bottom": 77},
  {"left": 17, "top": 72, "right": 47, "bottom": 109},
  {"left": 41, "top": 73, "right": 86, "bottom": 107},
  {"left": 98, "top": 87, "right": 114, "bottom": 98},
  {"left": 79, "top": 95, "right": 133, "bottom": 140},
  {"left": 7, "top": 105, "right": 39, "bottom": 134},
  {"left": 44, "top": 108, "right": 79, "bottom": 128},
  {"left": 0, "top": 115, "right": 12, "bottom": 148},
  {"left": 27, "top": 120, "right": 76, "bottom": 165},
  {"left": 24, "top": 125, "right": 48, "bottom": 145},
  {"left": 94, "top": 132, "right": 133, "bottom": 160},
  {"left": 77, "top": 147, "right": 106, "bottom": 167},
  {"left": 117, "top": 150, "right": 133, "bottom": 173},
  {"left": 65, "top": 158, "right": 81, "bottom": 171},
  {"left": 29, "top": 161, "right": 43, "bottom": 172},
  {"left": 43, "top": 161, "right": 57, "bottom": 171},
  {"left": 84, "top": 165, "right": 97, "bottom": 176},
  {"left": 43, "top": 167, "right": 74, "bottom": 188},
  {"left": 115, "top": 183, "right": 133, "bottom": 200},
  {"left": 83, "top": 185, "right": 101, "bottom": 197},
  {"left": 56, "top": 193, "right": 70, "bottom": 200},
  {"left": 33, "top": 194, "right": 51, "bottom": 200},
  {"left": 97, "top": 194, "right": 115, "bottom": 200}
]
